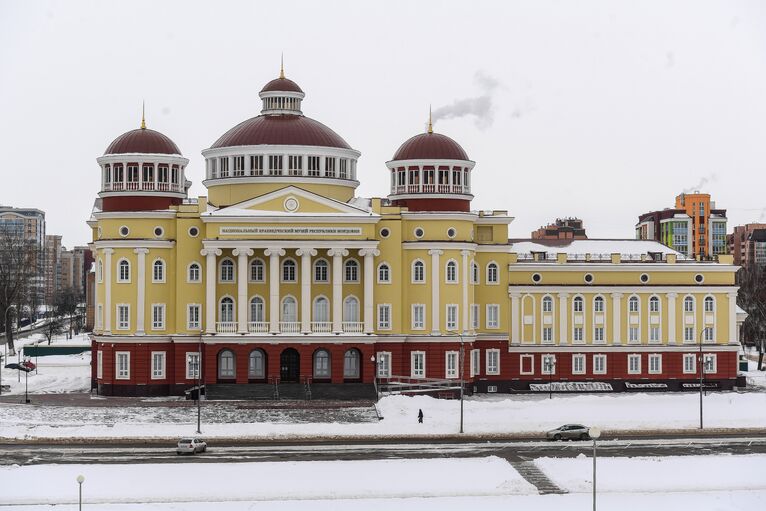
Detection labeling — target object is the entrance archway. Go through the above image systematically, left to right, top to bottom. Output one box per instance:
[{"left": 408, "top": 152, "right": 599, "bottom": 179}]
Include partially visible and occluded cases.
[{"left": 280, "top": 348, "right": 300, "bottom": 382}]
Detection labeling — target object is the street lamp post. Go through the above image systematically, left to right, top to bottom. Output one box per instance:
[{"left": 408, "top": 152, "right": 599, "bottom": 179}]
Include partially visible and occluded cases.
[
  {"left": 698, "top": 327, "right": 710, "bottom": 430},
  {"left": 196, "top": 335, "right": 202, "bottom": 435},
  {"left": 459, "top": 335, "right": 464, "bottom": 434},
  {"left": 544, "top": 358, "right": 555, "bottom": 399},
  {"left": 24, "top": 367, "right": 29, "bottom": 404},
  {"left": 590, "top": 426, "right": 601, "bottom": 511},
  {"left": 76, "top": 474, "right": 84, "bottom": 511}
]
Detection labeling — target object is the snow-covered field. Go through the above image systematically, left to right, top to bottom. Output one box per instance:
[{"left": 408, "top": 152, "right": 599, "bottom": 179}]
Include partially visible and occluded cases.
[{"left": 2, "top": 455, "right": 764, "bottom": 510}]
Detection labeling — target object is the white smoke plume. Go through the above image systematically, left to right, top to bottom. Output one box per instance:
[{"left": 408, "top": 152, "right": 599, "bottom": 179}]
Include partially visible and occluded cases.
[
  {"left": 432, "top": 71, "right": 500, "bottom": 130},
  {"left": 682, "top": 173, "right": 718, "bottom": 194}
]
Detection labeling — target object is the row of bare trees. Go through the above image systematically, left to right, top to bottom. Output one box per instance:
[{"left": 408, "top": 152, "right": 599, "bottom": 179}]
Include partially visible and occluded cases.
[{"left": 737, "top": 263, "right": 766, "bottom": 370}]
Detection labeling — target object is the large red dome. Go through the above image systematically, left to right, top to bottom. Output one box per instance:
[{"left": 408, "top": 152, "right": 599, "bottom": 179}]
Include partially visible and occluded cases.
[
  {"left": 260, "top": 77, "right": 304, "bottom": 94},
  {"left": 211, "top": 115, "right": 351, "bottom": 149},
  {"left": 105, "top": 128, "right": 181, "bottom": 155},
  {"left": 392, "top": 132, "right": 469, "bottom": 161}
]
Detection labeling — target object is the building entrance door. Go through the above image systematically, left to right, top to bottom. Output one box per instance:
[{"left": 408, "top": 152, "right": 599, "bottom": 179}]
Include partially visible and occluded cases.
[{"left": 280, "top": 348, "right": 300, "bottom": 382}]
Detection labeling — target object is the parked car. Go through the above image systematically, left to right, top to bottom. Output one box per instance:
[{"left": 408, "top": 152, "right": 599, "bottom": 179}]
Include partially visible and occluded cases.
[
  {"left": 4, "top": 363, "right": 33, "bottom": 373},
  {"left": 546, "top": 424, "right": 593, "bottom": 441},
  {"left": 176, "top": 438, "right": 207, "bottom": 455}
]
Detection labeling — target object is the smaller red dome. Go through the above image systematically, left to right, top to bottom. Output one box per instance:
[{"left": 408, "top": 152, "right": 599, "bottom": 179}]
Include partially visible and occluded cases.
[
  {"left": 260, "top": 77, "right": 304, "bottom": 94},
  {"left": 105, "top": 128, "right": 181, "bottom": 155},
  {"left": 392, "top": 132, "right": 469, "bottom": 161}
]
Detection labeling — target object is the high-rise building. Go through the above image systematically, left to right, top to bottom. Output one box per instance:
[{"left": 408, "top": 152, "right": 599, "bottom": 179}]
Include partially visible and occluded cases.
[
  {"left": 636, "top": 192, "right": 727, "bottom": 259},
  {"left": 0, "top": 206, "right": 46, "bottom": 309},
  {"left": 531, "top": 218, "right": 587, "bottom": 240},
  {"left": 728, "top": 223, "right": 766, "bottom": 268},
  {"left": 44, "top": 234, "right": 62, "bottom": 304},
  {"left": 59, "top": 246, "right": 90, "bottom": 298}
]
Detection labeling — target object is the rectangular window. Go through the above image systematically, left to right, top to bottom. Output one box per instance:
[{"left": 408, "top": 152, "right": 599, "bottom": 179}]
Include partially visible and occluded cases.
[
  {"left": 250, "top": 155, "right": 264, "bottom": 175},
  {"left": 268, "top": 155, "right": 283, "bottom": 175},
  {"left": 288, "top": 155, "right": 303, "bottom": 175},
  {"left": 233, "top": 156, "right": 245, "bottom": 176},
  {"left": 307, "top": 156, "right": 321, "bottom": 176},
  {"left": 219, "top": 157, "right": 229, "bottom": 177},
  {"left": 325, "top": 157, "right": 336, "bottom": 177},
  {"left": 339, "top": 158, "right": 348, "bottom": 179},
  {"left": 158, "top": 165, "right": 169, "bottom": 183},
  {"left": 96, "top": 304, "right": 103, "bottom": 329},
  {"left": 117, "top": 304, "right": 130, "bottom": 330},
  {"left": 152, "top": 304, "right": 165, "bottom": 330},
  {"left": 187, "top": 304, "right": 201, "bottom": 330},
  {"left": 377, "top": 304, "right": 391, "bottom": 330},
  {"left": 412, "top": 304, "right": 425, "bottom": 330},
  {"left": 446, "top": 304, "right": 458, "bottom": 331},
  {"left": 471, "top": 304, "right": 479, "bottom": 329},
  {"left": 486, "top": 304, "right": 499, "bottom": 329},
  {"left": 542, "top": 327, "right": 553, "bottom": 343},
  {"left": 573, "top": 327, "right": 584, "bottom": 343},
  {"left": 594, "top": 327, "right": 604, "bottom": 343},
  {"left": 629, "top": 327, "right": 639, "bottom": 343},
  {"left": 650, "top": 327, "right": 660, "bottom": 342},
  {"left": 684, "top": 327, "right": 695, "bottom": 342},
  {"left": 704, "top": 327, "right": 714, "bottom": 342},
  {"left": 470, "top": 349, "right": 480, "bottom": 377},
  {"left": 486, "top": 349, "right": 500, "bottom": 375},
  {"left": 97, "top": 351, "right": 103, "bottom": 379},
  {"left": 115, "top": 351, "right": 130, "bottom": 380},
  {"left": 151, "top": 351, "right": 166, "bottom": 379},
  {"left": 411, "top": 351, "right": 425, "bottom": 378},
  {"left": 445, "top": 351, "right": 459, "bottom": 378},
  {"left": 186, "top": 352, "right": 200, "bottom": 379},
  {"left": 376, "top": 352, "right": 391, "bottom": 378},
  {"left": 683, "top": 353, "right": 696, "bottom": 374},
  {"left": 520, "top": 354, "right": 534, "bottom": 375},
  {"left": 541, "top": 354, "right": 556, "bottom": 375},
  {"left": 572, "top": 354, "right": 585, "bottom": 375},
  {"left": 593, "top": 354, "right": 607, "bottom": 374},
  {"left": 628, "top": 354, "right": 641, "bottom": 374},
  {"left": 649, "top": 354, "right": 662, "bottom": 374},
  {"left": 704, "top": 354, "right": 717, "bottom": 374}
]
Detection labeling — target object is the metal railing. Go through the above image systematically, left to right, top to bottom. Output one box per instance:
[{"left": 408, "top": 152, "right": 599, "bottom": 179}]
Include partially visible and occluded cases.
[{"left": 377, "top": 376, "right": 463, "bottom": 396}]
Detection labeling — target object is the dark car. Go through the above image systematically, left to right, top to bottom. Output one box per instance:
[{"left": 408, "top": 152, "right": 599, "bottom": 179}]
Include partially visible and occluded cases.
[
  {"left": 4, "top": 363, "right": 33, "bottom": 373},
  {"left": 546, "top": 424, "right": 593, "bottom": 441}
]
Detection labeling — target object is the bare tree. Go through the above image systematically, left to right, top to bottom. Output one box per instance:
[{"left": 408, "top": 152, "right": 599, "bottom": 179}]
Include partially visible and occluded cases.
[
  {"left": 0, "top": 227, "right": 39, "bottom": 355},
  {"left": 737, "top": 264, "right": 766, "bottom": 370},
  {"left": 54, "top": 287, "right": 80, "bottom": 339},
  {"left": 42, "top": 316, "right": 66, "bottom": 344}
]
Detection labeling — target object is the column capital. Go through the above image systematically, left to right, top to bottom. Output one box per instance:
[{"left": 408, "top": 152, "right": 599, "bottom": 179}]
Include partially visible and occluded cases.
[
  {"left": 264, "top": 247, "right": 286, "bottom": 257},
  {"left": 103, "top": 248, "right": 114, "bottom": 255},
  {"left": 133, "top": 248, "right": 150, "bottom": 255},
  {"left": 200, "top": 248, "right": 222, "bottom": 257},
  {"left": 232, "top": 248, "right": 254, "bottom": 257},
  {"left": 296, "top": 248, "right": 318, "bottom": 257},
  {"left": 328, "top": 248, "right": 349, "bottom": 257},
  {"left": 358, "top": 248, "right": 380, "bottom": 257},
  {"left": 428, "top": 249, "right": 444, "bottom": 256},
  {"left": 460, "top": 249, "right": 472, "bottom": 257},
  {"left": 510, "top": 292, "right": 522, "bottom": 299},
  {"left": 557, "top": 292, "right": 570, "bottom": 299},
  {"left": 611, "top": 292, "right": 623, "bottom": 299},
  {"left": 667, "top": 292, "right": 678, "bottom": 299},
  {"left": 727, "top": 292, "right": 739, "bottom": 299}
]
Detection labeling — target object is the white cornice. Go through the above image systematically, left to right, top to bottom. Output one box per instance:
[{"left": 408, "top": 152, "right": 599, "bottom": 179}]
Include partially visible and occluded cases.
[
  {"left": 201, "top": 144, "right": 361, "bottom": 159},
  {"left": 97, "top": 154, "right": 189, "bottom": 165},
  {"left": 385, "top": 158, "right": 476, "bottom": 167},
  {"left": 203, "top": 176, "right": 360, "bottom": 189},
  {"left": 98, "top": 191, "right": 186, "bottom": 199},
  {"left": 388, "top": 193, "right": 475, "bottom": 201},
  {"left": 93, "top": 211, "right": 178, "bottom": 220},
  {"left": 400, "top": 212, "right": 477, "bottom": 221},
  {"left": 204, "top": 216, "right": 380, "bottom": 224},
  {"left": 475, "top": 216, "right": 514, "bottom": 225},
  {"left": 202, "top": 239, "right": 379, "bottom": 251},
  {"left": 92, "top": 240, "right": 176, "bottom": 249},
  {"left": 402, "top": 242, "right": 478, "bottom": 250},
  {"left": 507, "top": 344, "right": 739, "bottom": 353}
]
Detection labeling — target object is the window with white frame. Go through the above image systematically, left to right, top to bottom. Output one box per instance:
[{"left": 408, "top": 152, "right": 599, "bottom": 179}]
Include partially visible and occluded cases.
[
  {"left": 97, "top": 259, "right": 103, "bottom": 283},
  {"left": 118, "top": 259, "right": 130, "bottom": 282},
  {"left": 152, "top": 259, "right": 165, "bottom": 283},
  {"left": 220, "top": 259, "right": 234, "bottom": 282},
  {"left": 250, "top": 259, "right": 265, "bottom": 282},
  {"left": 282, "top": 259, "right": 297, "bottom": 282},
  {"left": 313, "top": 259, "right": 328, "bottom": 283},
  {"left": 344, "top": 259, "right": 359, "bottom": 282},
  {"left": 412, "top": 260, "right": 425, "bottom": 283},
  {"left": 446, "top": 261, "right": 458, "bottom": 283},
  {"left": 471, "top": 262, "right": 479, "bottom": 284},
  {"left": 486, "top": 262, "right": 499, "bottom": 283},
  {"left": 188, "top": 263, "right": 201, "bottom": 282},
  {"left": 377, "top": 263, "right": 390, "bottom": 283},
  {"left": 542, "top": 296, "right": 553, "bottom": 312},
  {"left": 573, "top": 296, "right": 583, "bottom": 312},
  {"left": 594, "top": 296, "right": 604, "bottom": 312},
  {"left": 629, "top": 296, "right": 639, "bottom": 312},
  {"left": 649, "top": 296, "right": 660, "bottom": 312},
  {"left": 684, "top": 296, "right": 694, "bottom": 312},
  {"left": 704, "top": 296, "right": 714, "bottom": 312},
  {"left": 117, "top": 304, "right": 130, "bottom": 330},
  {"left": 151, "top": 304, "right": 165, "bottom": 330},
  {"left": 187, "top": 304, "right": 201, "bottom": 330},
  {"left": 377, "top": 304, "right": 391, "bottom": 330},
  {"left": 412, "top": 304, "right": 425, "bottom": 330},
  {"left": 446, "top": 304, "right": 458, "bottom": 330},
  {"left": 471, "top": 304, "right": 479, "bottom": 329},
  {"left": 486, "top": 304, "right": 499, "bottom": 329},
  {"left": 650, "top": 326, "right": 660, "bottom": 342},
  {"left": 684, "top": 326, "right": 695, "bottom": 342},
  {"left": 542, "top": 327, "right": 553, "bottom": 343},
  {"left": 573, "top": 327, "right": 584, "bottom": 343},
  {"left": 594, "top": 327, "right": 604, "bottom": 343},
  {"left": 629, "top": 327, "right": 639, "bottom": 343},
  {"left": 704, "top": 327, "right": 714, "bottom": 342},
  {"left": 470, "top": 349, "right": 481, "bottom": 376},
  {"left": 486, "top": 349, "right": 500, "bottom": 375},
  {"left": 97, "top": 351, "right": 103, "bottom": 379},
  {"left": 151, "top": 351, "right": 166, "bottom": 379},
  {"left": 411, "top": 351, "right": 425, "bottom": 378},
  {"left": 445, "top": 351, "right": 459, "bottom": 378},
  {"left": 116, "top": 352, "right": 130, "bottom": 379},
  {"left": 186, "top": 352, "right": 200, "bottom": 379},
  {"left": 376, "top": 352, "right": 391, "bottom": 378},
  {"left": 683, "top": 353, "right": 696, "bottom": 374},
  {"left": 520, "top": 354, "right": 534, "bottom": 375},
  {"left": 542, "top": 354, "right": 556, "bottom": 374},
  {"left": 572, "top": 354, "right": 585, "bottom": 375},
  {"left": 593, "top": 354, "right": 606, "bottom": 374},
  {"left": 628, "top": 354, "right": 641, "bottom": 374},
  {"left": 649, "top": 354, "right": 662, "bottom": 374},
  {"left": 703, "top": 354, "right": 717, "bottom": 374}
]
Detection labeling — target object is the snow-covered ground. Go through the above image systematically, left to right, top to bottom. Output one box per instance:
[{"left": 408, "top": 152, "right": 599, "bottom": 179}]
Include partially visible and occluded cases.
[
  {"left": 0, "top": 353, "right": 91, "bottom": 396},
  {"left": 2, "top": 455, "right": 764, "bottom": 510}
]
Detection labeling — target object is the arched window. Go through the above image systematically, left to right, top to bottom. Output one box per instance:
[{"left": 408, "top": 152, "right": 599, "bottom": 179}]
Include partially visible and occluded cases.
[
  {"left": 118, "top": 259, "right": 130, "bottom": 282},
  {"left": 152, "top": 259, "right": 165, "bottom": 283},
  {"left": 220, "top": 259, "right": 234, "bottom": 282},
  {"left": 250, "top": 259, "right": 264, "bottom": 282},
  {"left": 282, "top": 259, "right": 296, "bottom": 282},
  {"left": 314, "top": 259, "right": 328, "bottom": 282},
  {"left": 344, "top": 259, "right": 359, "bottom": 282},
  {"left": 412, "top": 260, "right": 425, "bottom": 283},
  {"left": 446, "top": 260, "right": 458, "bottom": 283},
  {"left": 471, "top": 262, "right": 480, "bottom": 284},
  {"left": 487, "top": 262, "right": 498, "bottom": 283},
  {"left": 188, "top": 263, "right": 201, "bottom": 282},
  {"left": 377, "top": 263, "right": 390, "bottom": 283},
  {"left": 249, "top": 296, "right": 265, "bottom": 323},
  {"left": 281, "top": 296, "right": 297, "bottom": 322},
  {"left": 312, "top": 296, "right": 330, "bottom": 322},
  {"left": 343, "top": 296, "right": 360, "bottom": 322},
  {"left": 542, "top": 296, "right": 553, "bottom": 312},
  {"left": 573, "top": 296, "right": 584, "bottom": 313},
  {"left": 594, "top": 296, "right": 604, "bottom": 313},
  {"left": 629, "top": 296, "right": 639, "bottom": 313},
  {"left": 649, "top": 296, "right": 660, "bottom": 313},
  {"left": 684, "top": 296, "right": 695, "bottom": 312},
  {"left": 704, "top": 296, "right": 715, "bottom": 312},
  {"left": 219, "top": 297, "right": 234, "bottom": 323},
  {"left": 218, "top": 349, "right": 235, "bottom": 379},
  {"left": 248, "top": 349, "right": 265, "bottom": 379},
  {"left": 313, "top": 349, "right": 330, "bottom": 378},
  {"left": 344, "top": 349, "right": 361, "bottom": 378}
]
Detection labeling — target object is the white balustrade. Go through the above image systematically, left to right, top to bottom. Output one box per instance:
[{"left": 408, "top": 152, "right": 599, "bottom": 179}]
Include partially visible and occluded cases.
[
  {"left": 247, "top": 321, "right": 269, "bottom": 333},
  {"left": 279, "top": 321, "right": 301, "bottom": 333},
  {"left": 311, "top": 321, "right": 332, "bottom": 333},
  {"left": 342, "top": 321, "right": 364, "bottom": 333},
  {"left": 216, "top": 322, "right": 236, "bottom": 333}
]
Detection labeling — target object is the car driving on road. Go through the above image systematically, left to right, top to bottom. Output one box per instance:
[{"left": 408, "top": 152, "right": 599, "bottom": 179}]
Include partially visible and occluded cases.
[
  {"left": 546, "top": 424, "right": 593, "bottom": 441},
  {"left": 176, "top": 438, "right": 207, "bottom": 455}
]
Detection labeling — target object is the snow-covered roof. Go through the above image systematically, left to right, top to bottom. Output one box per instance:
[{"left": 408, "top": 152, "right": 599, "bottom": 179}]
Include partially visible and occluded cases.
[{"left": 510, "top": 239, "right": 687, "bottom": 260}]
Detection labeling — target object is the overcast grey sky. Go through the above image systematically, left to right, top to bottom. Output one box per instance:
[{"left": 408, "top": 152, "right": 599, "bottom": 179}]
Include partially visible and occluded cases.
[{"left": 1, "top": 0, "right": 765, "bottom": 247}]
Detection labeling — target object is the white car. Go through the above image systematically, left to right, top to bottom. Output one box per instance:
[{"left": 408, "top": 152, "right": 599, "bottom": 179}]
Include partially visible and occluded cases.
[{"left": 176, "top": 438, "right": 207, "bottom": 455}]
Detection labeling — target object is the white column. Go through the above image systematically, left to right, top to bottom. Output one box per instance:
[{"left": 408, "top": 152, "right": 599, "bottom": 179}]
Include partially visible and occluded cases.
[
  {"left": 103, "top": 248, "right": 113, "bottom": 334},
  {"left": 134, "top": 248, "right": 149, "bottom": 335},
  {"left": 202, "top": 248, "right": 221, "bottom": 334},
  {"left": 233, "top": 248, "right": 253, "bottom": 334},
  {"left": 264, "top": 248, "right": 285, "bottom": 334},
  {"left": 296, "top": 248, "right": 317, "bottom": 334},
  {"left": 328, "top": 248, "right": 348, "bottom": 333},
  {"left": 360, "top": 248, "right": 380, "bottom": 334},
  {"left": 428, "top": 249, "right": 443, "bottom": 335},
  {"left": 461, "top": 250, "right": 470, "bottom": 334},
  {"left": 558, "top": 292, "right": 569, "bottom": 345},
  {"left": 611, "top": 292, "right": 622, "bottom": 345},
  {"left": 667, "top": 292, "right": 677, "bottom": 344},
  {"left": 728, "top": 292, "right": 737, "bottom": 344},
  {"left": 510, "top": 293, "right": 521, "bottom": 344}
]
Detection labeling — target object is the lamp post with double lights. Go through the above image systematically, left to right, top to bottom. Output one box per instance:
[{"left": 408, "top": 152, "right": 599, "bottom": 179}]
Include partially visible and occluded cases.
[{"left": 446, "top": 330, "right": 465, "bottom": 434}]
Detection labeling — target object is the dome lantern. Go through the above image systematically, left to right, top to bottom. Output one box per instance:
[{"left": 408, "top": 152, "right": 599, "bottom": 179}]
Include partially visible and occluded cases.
[{"left": 259, "top": 62, "right": 305, "bottom": 115}]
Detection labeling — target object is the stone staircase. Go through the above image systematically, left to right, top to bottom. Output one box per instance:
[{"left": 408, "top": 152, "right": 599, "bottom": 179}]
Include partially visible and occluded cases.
[
  {"left": 204, "top": 383, "right": 375, "bottom": 401},
  {"left": 509, "top": 460, "right": 568, "bottom": 495}
]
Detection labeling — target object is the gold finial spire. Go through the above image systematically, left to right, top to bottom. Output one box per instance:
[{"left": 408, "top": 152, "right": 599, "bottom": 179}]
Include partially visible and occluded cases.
[
  {"left": 279, "top": 53, "right": 285, "bottom": 79},
  {"left": 140, "top": 101, "right": 146, "bottom": 129},
  {"left": 427, "top": 104, "right": 433, "bottom": 133}
]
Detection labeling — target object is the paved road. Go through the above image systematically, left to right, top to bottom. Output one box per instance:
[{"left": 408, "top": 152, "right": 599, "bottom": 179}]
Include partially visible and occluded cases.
[{"left": 3, "top": 436, "right": 764, "bottom": 467}]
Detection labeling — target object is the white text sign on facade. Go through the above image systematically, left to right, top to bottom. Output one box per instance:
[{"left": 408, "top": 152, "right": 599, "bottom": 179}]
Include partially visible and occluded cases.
[{"left": 220, "top": 226, "right": 363, "bottom": 236}]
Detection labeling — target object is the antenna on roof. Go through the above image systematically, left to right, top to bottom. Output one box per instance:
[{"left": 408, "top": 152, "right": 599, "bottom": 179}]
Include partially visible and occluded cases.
[
  {"left": 280, "top": 53, "right": 285, "bottom": 79},
  {"left": 140, "top": 101, "right": 146, "bottom": 129},
  {"left": 427, "top": 104, "right": 433, "bottom": 133}
]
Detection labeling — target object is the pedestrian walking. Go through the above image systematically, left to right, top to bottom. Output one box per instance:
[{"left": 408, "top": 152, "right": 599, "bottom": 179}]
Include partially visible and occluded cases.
[{"left": 418, "top": 408, "right": 424, "bottom": 423}]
